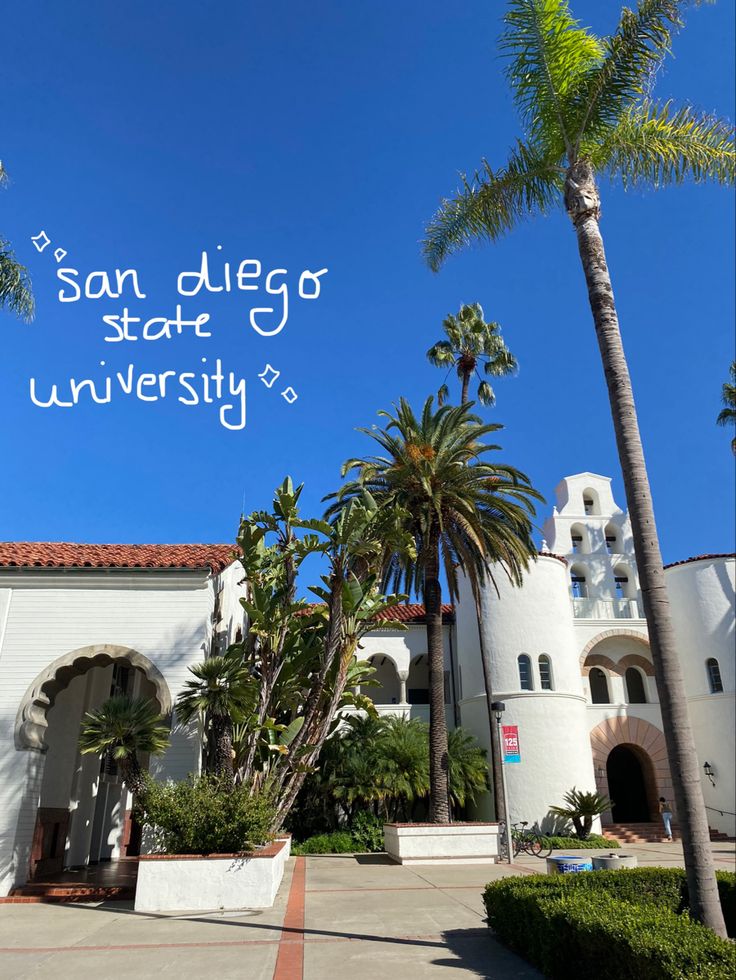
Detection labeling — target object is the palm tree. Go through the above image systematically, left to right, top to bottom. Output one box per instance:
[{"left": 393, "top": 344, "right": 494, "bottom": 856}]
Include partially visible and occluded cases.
[
  {"left": 422, "top": 0, "right": 733, "bottom": 934},
  {"left": 0, "top": 163, "right": 34, "bottom": 321},
  {"left": 428, "top": 302, "right": 517, "bottom": 828},
  {"left": 427, "top": 303, "right": 517, "bottom": 406},
  {"left": 716, "top": 362, "right": 736, "bottom": 453},
  {"left": 329, "top": 398, "right": 540, "bottom": 822},
  {"left": 176, "top": 655, "right": 251, "bottom": 782},
  {"left": 79, "top": 695, "right": 170, "bottom": 799},
  {"left": 447, "top": 726, "right": 491, "bottom": 815}
]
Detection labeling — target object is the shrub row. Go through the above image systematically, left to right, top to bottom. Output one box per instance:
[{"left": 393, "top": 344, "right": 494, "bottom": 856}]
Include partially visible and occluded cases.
[
  {"left": 141, "top": 775, "right": 274, "bottom": 855},
  {"left": 291, "top": 811, "right": 385, "bottom": 855},
  {"left": 539, "top": 834, "right": 620, "bottom": 850},
  {"left": 483, "top": 869, "right": 736, "bottom": 979}
]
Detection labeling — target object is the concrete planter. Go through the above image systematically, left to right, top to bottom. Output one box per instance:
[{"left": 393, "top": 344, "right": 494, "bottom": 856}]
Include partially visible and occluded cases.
[
  {"left": 384, "top": 822, "right": 499, "bottom": 865},
  {"left": 134, "top": 836, "right": 290, "bottom": 912}
]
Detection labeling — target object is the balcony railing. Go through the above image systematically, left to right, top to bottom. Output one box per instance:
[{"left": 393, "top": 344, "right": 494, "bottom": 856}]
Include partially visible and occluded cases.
[{"left": 573, "top": 597, "right": 641, "bottom": 619}]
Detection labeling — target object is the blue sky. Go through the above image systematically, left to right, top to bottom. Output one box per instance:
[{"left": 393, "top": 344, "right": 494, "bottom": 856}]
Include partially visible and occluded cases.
[{"left": 1, "top": 1, "right": 734, "bottom": 565}]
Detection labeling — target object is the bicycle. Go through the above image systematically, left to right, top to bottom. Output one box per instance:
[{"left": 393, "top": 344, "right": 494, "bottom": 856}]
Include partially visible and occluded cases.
[{"left": 498, "top": 821, "right": 553, "bottom": 860}]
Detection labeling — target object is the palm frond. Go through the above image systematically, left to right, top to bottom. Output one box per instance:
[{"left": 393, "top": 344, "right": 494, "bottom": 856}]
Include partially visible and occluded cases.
[
  {"left": 501, "top": 0, "right": 603, "bottom": 154},
  {"left": 574, "top": 0, "right": 682, "bottom": 149},
  {"left": 600, "top": 100, "right": 736, "bottom": 188},
  {"left": 422, "top": 141, "right": 563, "bottom": 271},
  {"left": 0, "top": 241, "right": 35, "bottom": 321}
]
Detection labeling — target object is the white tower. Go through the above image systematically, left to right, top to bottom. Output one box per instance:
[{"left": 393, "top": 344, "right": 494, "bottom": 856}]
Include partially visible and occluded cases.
[
  {"left": 542, "top": 473, "right": 641, "bottom": 620},
  {"left": 456, "top": 555, "right": 597, "bottom": 829}
]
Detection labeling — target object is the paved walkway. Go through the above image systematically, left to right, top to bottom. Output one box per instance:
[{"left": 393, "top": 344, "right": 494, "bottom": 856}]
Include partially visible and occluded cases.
[{"left": 0, "top": 842, "right": 733, "bottom": 979}]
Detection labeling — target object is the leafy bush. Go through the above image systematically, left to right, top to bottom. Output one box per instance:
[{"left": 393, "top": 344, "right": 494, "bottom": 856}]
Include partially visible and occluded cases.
[
  {"left": 141, "top": 775, "right": 274, "bottom": 855},
  {"left": 549, "top": 787, "right": 612, "bottom": 839},
  {"left": 350, "top": 811, "right": 384, "bottom": 853},
  {"left": 291, "top": 831, "right": 355, "bottom": 855},
  {"left": 540, "top": 834, "right": 620, "bottom": 850},
  {"left": 483, "top": 869, "right": 736, "bottom": 978},
  {"left": 715, "top": 871, "right": 736, "bottom": 938}
]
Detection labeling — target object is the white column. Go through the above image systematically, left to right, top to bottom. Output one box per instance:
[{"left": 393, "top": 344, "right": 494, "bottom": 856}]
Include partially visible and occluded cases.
[{"left": 398, "top": 671, "right": 409, "bottom": 705}]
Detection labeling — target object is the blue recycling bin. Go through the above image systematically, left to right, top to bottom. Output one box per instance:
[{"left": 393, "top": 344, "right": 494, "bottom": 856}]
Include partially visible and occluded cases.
[{"left": 546, "top": 855, "right": 593, "bottom": 875}]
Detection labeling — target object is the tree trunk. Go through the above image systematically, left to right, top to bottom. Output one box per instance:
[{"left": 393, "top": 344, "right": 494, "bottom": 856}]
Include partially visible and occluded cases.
[
  {"left": 566, "top": 159, "right": 726, "bottom": 937},
  {"left": 461, "top": 363, "right": 505, "bottom": 823},
  {"left": 460, "top": 370, "right": 471, "bottom": 405},
  {"left": 425, "top": 524, "right": 450, "bottom": 823},
  {"left": 475, "top": 591, "right": 506, "bottom": 824},
  {"left": 212, "top": 715, "right": 235, "bottom": 785},
  {"left": 120, "top": 752, "right": 145, "bottom": 802}
]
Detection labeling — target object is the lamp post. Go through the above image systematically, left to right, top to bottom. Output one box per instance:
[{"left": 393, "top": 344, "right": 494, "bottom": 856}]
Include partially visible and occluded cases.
[
  {"left": 491, "top": 700, "right": 513, "bottom": 865},
  {"left": 703, "top": 761, "right": 716, "bottom": 787}
]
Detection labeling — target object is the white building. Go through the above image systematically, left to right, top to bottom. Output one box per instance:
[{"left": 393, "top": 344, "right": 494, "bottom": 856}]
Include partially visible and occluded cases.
[
  {"left": 0, "top": 473, "right": 733, "bottom": 896},
  {"left": 360, "top": 473, "right": 735, "bottom": 840}
]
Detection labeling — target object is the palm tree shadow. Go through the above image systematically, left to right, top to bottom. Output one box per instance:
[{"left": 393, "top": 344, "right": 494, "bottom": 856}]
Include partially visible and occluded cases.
[{"left": 436, "top": 927, "right": 542, "bottom": 978}]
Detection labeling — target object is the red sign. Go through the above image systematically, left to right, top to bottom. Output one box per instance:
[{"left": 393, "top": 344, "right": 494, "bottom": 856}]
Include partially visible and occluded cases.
[{"left": 502, "top": 725, "right": 521, "bottom": 763}]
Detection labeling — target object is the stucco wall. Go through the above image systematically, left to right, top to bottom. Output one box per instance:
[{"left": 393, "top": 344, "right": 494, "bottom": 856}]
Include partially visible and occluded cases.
[
  {"left": 457, "top": 556, "right": 598, "bottom": 831},
  {"left": 666, "top": 557, "right": 736, "bottom": 836},
  {"left": 0, "top": 568, "right": 219, "bottom": 894}
]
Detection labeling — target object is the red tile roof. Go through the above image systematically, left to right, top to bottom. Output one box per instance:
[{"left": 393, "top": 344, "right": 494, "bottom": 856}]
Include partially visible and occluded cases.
[
  {"left": 0, "top": 542, "right": 238, "bottom": 574},
  {"left": 664, "top": 553, "right": 735, "bottom": 570},
  {"left": 374, "top": 603, "right": 454, "bottom": 624}
]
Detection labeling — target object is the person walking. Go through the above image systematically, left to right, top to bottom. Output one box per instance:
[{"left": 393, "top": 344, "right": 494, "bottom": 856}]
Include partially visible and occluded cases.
[{"left": 659, "top": 797, "right": 674, "bottom": 841}]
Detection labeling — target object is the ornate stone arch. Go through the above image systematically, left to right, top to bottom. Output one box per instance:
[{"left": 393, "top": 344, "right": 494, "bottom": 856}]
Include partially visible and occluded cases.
[
  {"left": 579, "top": 628, "right": 649, "bottom": 667},
  {"left": 15, "top": 644, "right": 172, "bottom": 751},
  {"left": 581, "top": 653, "right": 619, "bottom": 676},
  {"left": 618, "top": 653, "right": 655, "bottom": 677},
  {"left": 589, "top": 716, "right": 673, "bottom": 819}
]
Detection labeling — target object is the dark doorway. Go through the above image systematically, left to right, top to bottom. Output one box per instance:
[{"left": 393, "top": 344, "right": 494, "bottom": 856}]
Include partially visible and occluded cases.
[{"left": 607, "top": 745, "right": 651, "bottom": 822}]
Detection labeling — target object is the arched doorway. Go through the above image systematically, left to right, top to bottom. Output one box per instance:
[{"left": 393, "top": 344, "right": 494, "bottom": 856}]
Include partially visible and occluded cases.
[
  {"left": 16, "top": 646, "right": 172, "bottom": 881},
  {"left": 606, "top": 745, "right": 652, "bottom": 822}
]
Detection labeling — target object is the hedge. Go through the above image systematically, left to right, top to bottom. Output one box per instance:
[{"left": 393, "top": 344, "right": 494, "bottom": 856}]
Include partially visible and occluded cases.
[
  {"left": 291, "top": 831, "right": 356, "bottom": 855},
  {"left": 539, "top": 834, "right": 620, "bottom": 850},
  {"left": 483, "top": 869, "right": 736, "bottom": 979}
]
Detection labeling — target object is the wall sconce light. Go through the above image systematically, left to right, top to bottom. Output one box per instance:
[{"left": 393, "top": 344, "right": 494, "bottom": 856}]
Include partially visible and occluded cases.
[
  {"left": 703, "top": 761, "right": 716, "bottom": 787},
  {"left": 597, "top": 766, "right": 606, "bottom": 780}
]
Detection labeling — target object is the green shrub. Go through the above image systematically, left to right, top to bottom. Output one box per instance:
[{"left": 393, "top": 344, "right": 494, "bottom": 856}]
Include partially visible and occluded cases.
[
  {"left": 141, "top": 775, "right": 274, "bottom": 855},
  {"left": 350, "top": 811, "right": 385, "bottom": 853},
  {"left": 292, "top": 831, "right": 355, "bottom": 855},
  {"left": 540, "top": 834, "right": 620, "bottom": 850},
  {"left": 483, "top": 870, "right": 736, "bottom": 978},
  {"left": 715, "top": 872, "right": 736, "bottom": 938}
]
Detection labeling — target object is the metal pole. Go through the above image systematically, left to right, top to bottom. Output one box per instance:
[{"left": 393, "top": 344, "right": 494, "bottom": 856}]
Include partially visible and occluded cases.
[{"left": 496, "top": 715, "right": 514, "bottom": 865}]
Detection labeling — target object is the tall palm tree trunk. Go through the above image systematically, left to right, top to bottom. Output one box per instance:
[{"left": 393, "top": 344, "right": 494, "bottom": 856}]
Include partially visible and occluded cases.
[
  {"left": 566, "top": 161, "right": 726, "bottom": 937},
  {"left": 460, "top": 371, "right": 471, "bottom": 404},
  {"left": 460, "top": 375, "right": 505, "bottom": 823},
  {"left": 425, "top": 525, "right": 450, "bottom": 822},
  {"left": 475, "top": 591, "right": 506, "bottom": 825}
]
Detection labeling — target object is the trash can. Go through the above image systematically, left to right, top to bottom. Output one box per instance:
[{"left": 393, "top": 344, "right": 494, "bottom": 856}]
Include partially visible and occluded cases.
[
  {"left": 592, "top": 853, "right": 639, "bottom": 871},
  {"left": 592, "top": 854, "right": 621, "bottom": 871},
  {"left": 616, "top": 854, "right": 638, "bottom": 869},
  {"left": 546, "top": 855, "right": 594, "bottom": 875}
]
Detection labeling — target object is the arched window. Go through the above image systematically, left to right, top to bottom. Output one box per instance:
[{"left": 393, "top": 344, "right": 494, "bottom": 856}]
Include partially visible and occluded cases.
[
  {"left": 582, "top": 488, "right": 600, "bottom": 515},
  {"left": 570, "top": 523, "right": 588, "bottom": 555},
  {"left": 604, "top": 523, "right": 621, "bottom": 554},
  {"left": 613, "top": 565, "right": 635, "bottom": 600},
  {"left": 570, "top": 567, "right": 588, "bottom": 599},
  {"left": 518, "top": 654, "right": 533, "bottom": 691},
  {"left": 538, "top": 655, "right": 553, "bottom": 691},
  {"left": 706, "top": 658, "right": 724, "bottom": 694},
  {"left": 625, "top": 666, "right": 647, "bottom": 704},
  {"left": 589, "top": 667, "right": 610, "bottom": 704}
]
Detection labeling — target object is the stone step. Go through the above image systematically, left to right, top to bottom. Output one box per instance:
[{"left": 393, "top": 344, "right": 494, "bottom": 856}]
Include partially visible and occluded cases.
[{"left": 6, "top": 883, "right": 134, "bottom": 903}]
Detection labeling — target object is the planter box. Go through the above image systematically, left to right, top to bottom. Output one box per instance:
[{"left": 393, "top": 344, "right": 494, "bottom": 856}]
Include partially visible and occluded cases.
[
  {"left": 384, "top": 823, "right": 499, "bottom": 865},
  {"left": 134, "top": 836, "right": 290, "bottom": 912}
]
